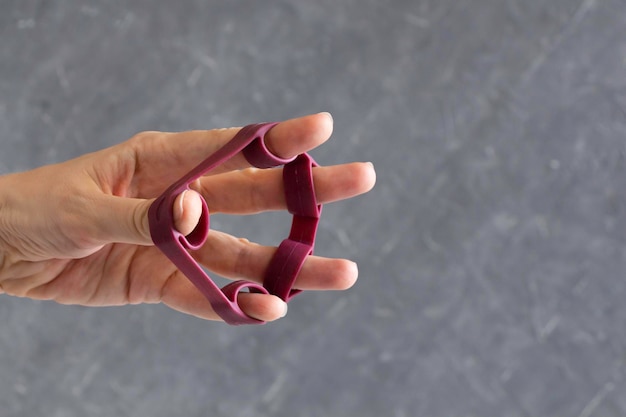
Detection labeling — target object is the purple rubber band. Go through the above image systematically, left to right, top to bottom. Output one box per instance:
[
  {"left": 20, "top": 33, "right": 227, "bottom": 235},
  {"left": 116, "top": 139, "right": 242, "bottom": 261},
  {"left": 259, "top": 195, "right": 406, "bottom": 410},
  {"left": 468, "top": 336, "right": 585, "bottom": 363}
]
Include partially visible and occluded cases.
[
  {"left": 148, "top": 122, "right": 321, "bottom": 325},
  {"left": 261, "top": 153, "right": 322, "bottom": 300},
  {"left": 263, "top": 239, "right": 311, "bottom": 301}
]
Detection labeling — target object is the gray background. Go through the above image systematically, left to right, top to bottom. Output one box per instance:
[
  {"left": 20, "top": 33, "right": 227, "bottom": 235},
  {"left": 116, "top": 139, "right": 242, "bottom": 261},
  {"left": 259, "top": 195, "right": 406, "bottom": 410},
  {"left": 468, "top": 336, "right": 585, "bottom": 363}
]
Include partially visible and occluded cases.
[{"left": 1, "top": 0, "right": 626, "bottom": 416}]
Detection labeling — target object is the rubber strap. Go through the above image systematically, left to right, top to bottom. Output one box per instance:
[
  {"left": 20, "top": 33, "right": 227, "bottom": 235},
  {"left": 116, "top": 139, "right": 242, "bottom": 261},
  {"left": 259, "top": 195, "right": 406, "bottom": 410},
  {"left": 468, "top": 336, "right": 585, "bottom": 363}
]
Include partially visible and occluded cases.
[
  {"left": 148, "top": 122, "right": 321, "bottom": 325},
  {"left": 262, "top": 154, "right": 321, "bottom": 301}
]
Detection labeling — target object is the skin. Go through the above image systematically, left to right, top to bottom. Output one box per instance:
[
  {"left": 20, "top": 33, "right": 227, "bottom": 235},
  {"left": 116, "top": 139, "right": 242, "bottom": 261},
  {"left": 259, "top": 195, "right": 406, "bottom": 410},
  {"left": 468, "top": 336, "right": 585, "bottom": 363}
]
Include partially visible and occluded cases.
[{"left": 0, "top": 112, "right": 376, "bottom": 322}]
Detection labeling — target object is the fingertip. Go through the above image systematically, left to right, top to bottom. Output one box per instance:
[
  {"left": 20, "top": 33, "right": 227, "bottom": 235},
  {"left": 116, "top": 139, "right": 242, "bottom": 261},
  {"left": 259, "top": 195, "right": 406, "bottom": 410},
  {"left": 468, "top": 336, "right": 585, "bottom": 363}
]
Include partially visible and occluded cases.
[
  {"left": 316, "top": 111, "right": 334, "bottom": 137},
  {"left": 265, "top": 112, "right": 334, "bottom": 158},
  {"left": 353, "top": 161, "right": 377, "bottom": 195},
  {"left": 366, "top": 162, "right": 377, "bottom": 191},
  {"left": 173, "top": 190, "right": 204, "bottom": 236},
  {"left": 337, "top": 260, "right": 359, "bottom": 290},
  {"left": 238, "top": 293, "right": 289, "bottom": 322}
]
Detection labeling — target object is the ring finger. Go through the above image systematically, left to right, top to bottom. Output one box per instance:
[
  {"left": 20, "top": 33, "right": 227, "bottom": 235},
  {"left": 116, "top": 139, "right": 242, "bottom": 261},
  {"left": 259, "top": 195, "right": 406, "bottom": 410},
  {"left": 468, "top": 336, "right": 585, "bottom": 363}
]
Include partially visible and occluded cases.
[{"left": 194, "top": 229, "right": 358, "bottom": 291}]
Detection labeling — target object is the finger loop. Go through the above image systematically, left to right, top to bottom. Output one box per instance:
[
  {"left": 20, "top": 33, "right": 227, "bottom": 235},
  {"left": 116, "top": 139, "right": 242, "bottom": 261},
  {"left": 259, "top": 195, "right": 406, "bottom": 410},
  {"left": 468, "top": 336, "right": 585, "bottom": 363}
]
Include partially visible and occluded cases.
[
  {"left": 242, "top": 123, "right": 296, "bottom": 168},
  {"left": 262, "top": 152, "right": 321, "bottom": 300},
  {"left": 283, "top": 154, "right": 321, "bottom": 218},
  {"left": 263, "top": 239, "right": 309, "bottom": 301}
]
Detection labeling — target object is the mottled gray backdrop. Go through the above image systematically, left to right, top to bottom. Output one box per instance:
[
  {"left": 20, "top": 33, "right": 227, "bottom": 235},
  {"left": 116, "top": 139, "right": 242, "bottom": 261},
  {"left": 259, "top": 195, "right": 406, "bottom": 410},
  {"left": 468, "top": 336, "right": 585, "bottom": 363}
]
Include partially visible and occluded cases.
[{"left": 2, "top": 1, "right": 626, "bottom": 416}]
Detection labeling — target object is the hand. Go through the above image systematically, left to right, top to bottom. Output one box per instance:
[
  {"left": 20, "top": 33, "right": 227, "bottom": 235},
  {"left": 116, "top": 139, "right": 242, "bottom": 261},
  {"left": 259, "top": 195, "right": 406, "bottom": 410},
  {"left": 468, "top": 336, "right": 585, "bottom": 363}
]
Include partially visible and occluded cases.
[{"left": 0, "top": 113, "right": 376, "bottom": 322}]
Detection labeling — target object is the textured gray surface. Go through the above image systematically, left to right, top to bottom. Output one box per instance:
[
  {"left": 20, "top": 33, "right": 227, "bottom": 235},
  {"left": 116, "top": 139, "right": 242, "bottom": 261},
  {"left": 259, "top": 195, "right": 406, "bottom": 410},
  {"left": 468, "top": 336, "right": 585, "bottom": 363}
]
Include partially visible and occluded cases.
[{"left": 2, "top": 0, "right": 626, "bottom": 416}]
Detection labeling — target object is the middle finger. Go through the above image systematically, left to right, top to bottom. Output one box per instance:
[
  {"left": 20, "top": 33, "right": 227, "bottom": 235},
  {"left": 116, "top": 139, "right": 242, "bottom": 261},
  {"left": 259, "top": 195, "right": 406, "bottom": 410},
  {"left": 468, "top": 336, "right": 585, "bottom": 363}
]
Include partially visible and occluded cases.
[{"left": 196, "top": 162, "right": 375, "bottom": 214}]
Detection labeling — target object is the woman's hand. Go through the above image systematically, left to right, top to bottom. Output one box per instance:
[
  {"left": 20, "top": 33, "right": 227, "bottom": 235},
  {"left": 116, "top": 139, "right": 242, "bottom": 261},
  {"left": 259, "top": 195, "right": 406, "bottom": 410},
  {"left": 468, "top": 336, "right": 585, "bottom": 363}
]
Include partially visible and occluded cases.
[{"left": 0, "top": 112, "right": 376, "bottom": 322}]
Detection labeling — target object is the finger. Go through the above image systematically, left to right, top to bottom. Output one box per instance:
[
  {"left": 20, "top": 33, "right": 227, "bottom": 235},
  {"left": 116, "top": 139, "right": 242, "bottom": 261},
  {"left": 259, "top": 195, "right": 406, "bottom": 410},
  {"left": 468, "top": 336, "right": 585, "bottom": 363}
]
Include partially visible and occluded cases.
[
  {"left": 200, "top": 111, "right": 333, "bottom": 174},
  {"left": 129, "top": 112, "right": 334, "bottom": 193},
  {"left": 261, "top": 112, "right": 333, "bottom": 161},
  {"left": 200, "top": 162, "right": 376, "bottom": 214},
  {"left": 93, "top": 190, "right": 203, "bottom": 245},
  {"left": 172, "top": 190, "right": 204, "bottom": 236},
  {"left": 194, "top": 230, "right": 359, "bottom": 291},
  {"left": 160, "top": 271, "right": 288, "bottom": 322}
]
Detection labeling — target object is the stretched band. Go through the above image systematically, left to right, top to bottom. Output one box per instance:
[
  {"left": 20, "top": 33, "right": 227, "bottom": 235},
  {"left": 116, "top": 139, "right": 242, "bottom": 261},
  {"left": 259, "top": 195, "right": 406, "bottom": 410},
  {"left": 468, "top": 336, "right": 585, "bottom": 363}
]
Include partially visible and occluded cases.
[
  {"left": 148, "top": 122, "right": 321, "bottom": 325},
  {"left": 262, "top": 154, "right": 321, "bottom": 301}
]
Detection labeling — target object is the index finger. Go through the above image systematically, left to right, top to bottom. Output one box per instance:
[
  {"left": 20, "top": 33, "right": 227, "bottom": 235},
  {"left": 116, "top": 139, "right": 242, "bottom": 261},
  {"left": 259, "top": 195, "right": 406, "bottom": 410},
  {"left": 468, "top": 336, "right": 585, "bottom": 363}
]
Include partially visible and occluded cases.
[
  {"left": 207, "top": 111, "right": 334, "bottom": 174},
  {"left": 131, "top": 112, "right": 334, "bottom": 188},
  {"left": 258, "top": 112, "right": 334, "bottom": 165}
]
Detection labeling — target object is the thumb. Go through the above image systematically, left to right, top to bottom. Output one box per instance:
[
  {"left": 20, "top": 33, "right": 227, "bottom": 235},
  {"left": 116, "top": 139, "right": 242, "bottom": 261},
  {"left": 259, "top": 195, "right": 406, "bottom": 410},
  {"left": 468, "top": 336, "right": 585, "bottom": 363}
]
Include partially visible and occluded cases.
[
  {"left": 96, "top": 190, "right": 204, "bottom": 245},
  {"left": 172, "top": 190, "right": 204, "bottom": 237}
]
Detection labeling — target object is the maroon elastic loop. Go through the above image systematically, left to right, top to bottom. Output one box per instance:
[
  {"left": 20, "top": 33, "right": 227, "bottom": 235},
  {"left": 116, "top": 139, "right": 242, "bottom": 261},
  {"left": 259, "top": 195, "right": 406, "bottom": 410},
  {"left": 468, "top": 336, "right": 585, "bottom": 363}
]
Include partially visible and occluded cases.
[
  {"left": 148, "top": 122, "right": 323, "bottom": 325},
  {"left": 242, "top": 123, "right": 295, "bottom": 168},
  {"left": 261, "top": 153, "right": 321, "bottom": 301},
  {"left": 283, "top": 154, "right": 321, "bottom": 218},
  {"left": 288, "top": 216, "right": 319, "bottom": 247},
  {"left": 263, "top": 239, "right": 310, "bottom": 301},
  {"left": 220, "top": 280, "right": 270, "bottom": 324},
  {"left": 221, "top": 280, "right": 267, "bottom": 300}
]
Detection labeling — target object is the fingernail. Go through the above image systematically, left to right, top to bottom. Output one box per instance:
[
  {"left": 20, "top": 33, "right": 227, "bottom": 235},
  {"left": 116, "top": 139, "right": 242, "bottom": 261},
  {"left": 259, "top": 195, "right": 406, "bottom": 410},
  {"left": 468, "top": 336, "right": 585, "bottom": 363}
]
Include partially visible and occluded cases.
[
  {"left": 319, "top": 111, "right": 333, "bottom": 123},
  {"left": 174, "top": 190, "right": 202, "bottom": 236},
  {"left": 175, "top": 190, "right": 187, "bottom": 224},
  {"left": 280, "top": 301, "right": 288, "bottom": 318}
]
